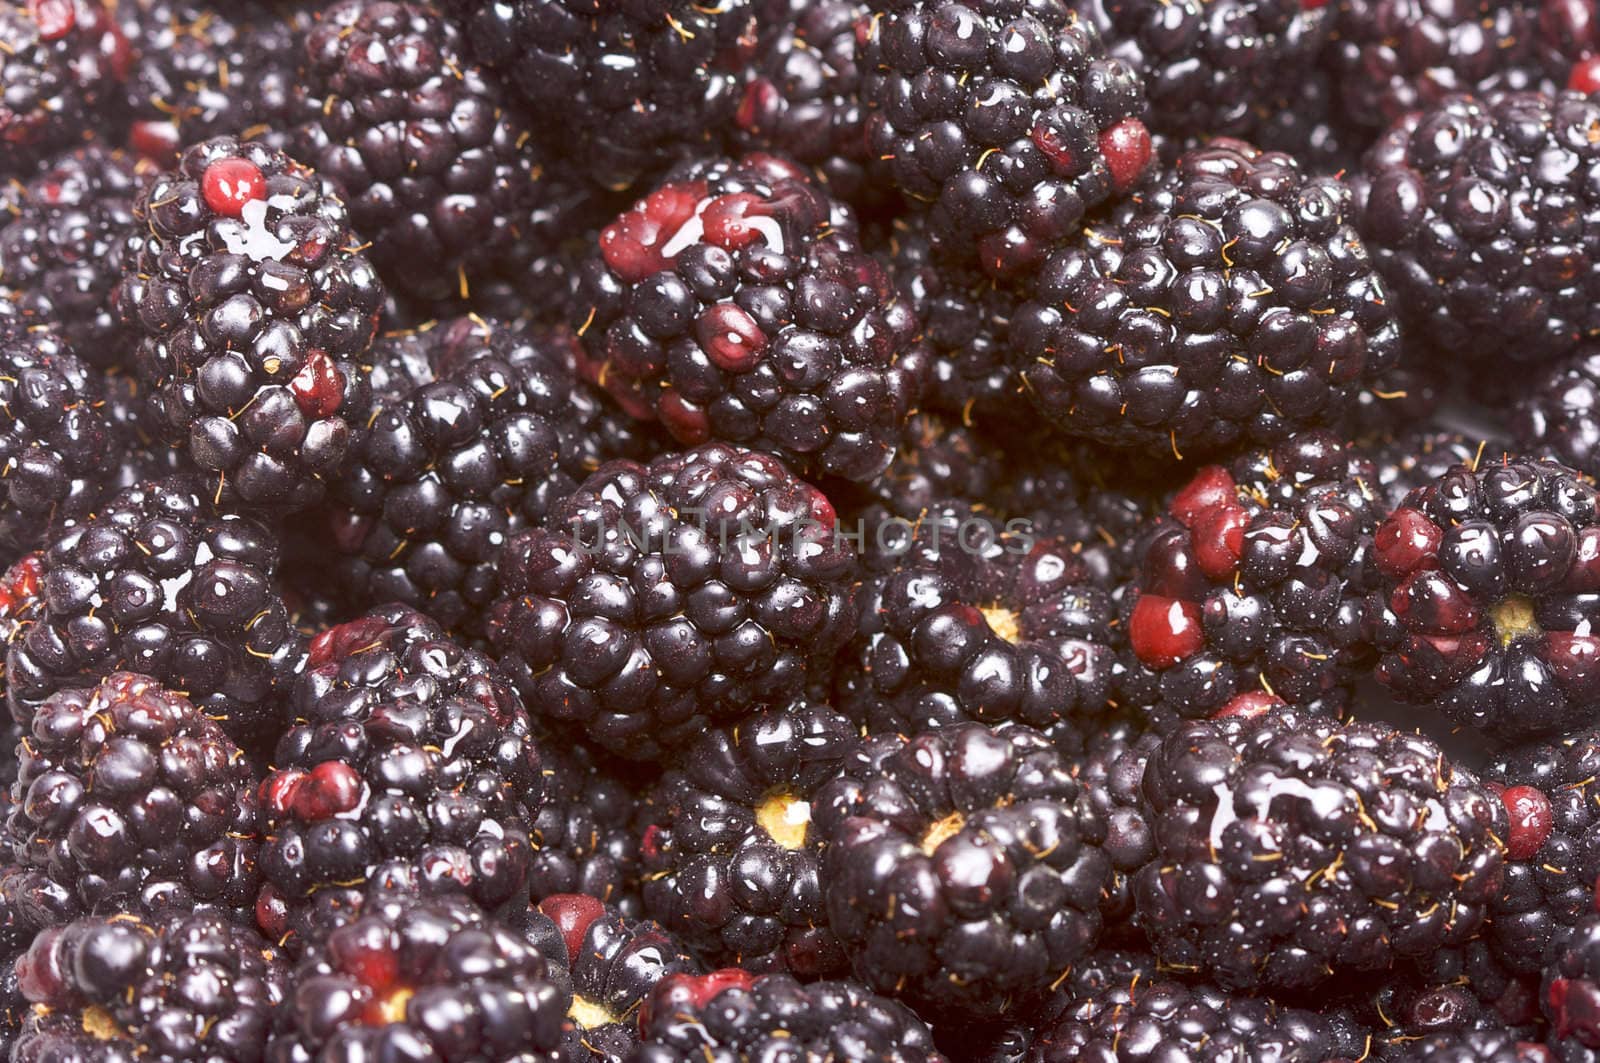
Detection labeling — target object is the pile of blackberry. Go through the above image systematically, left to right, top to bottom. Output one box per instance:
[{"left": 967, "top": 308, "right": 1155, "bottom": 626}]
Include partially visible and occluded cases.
[{"left": 9, "top": 0, "right": 1600, "bottom": 1056}]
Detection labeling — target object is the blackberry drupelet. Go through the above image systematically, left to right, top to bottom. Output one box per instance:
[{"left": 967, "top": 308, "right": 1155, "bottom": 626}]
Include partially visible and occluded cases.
[
  {"left": 0, "top": 0, "right": 129, "bottom": 178},
  {"left": 119, "top": 0, "right": 295, "bottom": 166},
  {"left": 290, "top": 0, "right": 570, "bottom": 307},
  {"left": 441, "top": 0, "right": 764, "bottom": 189},
  {"left": 735, "top": 0, "right": 875, "bottom": 204},
  {"left": 861, "top": 0, "right": 1152, "bottom": 279},
  {"left": 1074, "top": 0, "right": 1333, "bottom": 143},
  {"left": 1352, "top": 91, "right": 1600, "bottom": 367},
  {"left": 113, "top": 135, "right": 384, "bottom": 512},
  {"left": 1011, "top": 137, "right": 1401, "bottom": 457},
  {"left": 0, "top": 144, "right": 152, "bottom": 360},
  {"left": 575, "top": 154, "right": 924, "bottom": 482},
  {"left": 886, "top": 215, "right": 1018, "bottom": 421},
  {"left": 326, "top": 317, "right": 656, "bottom": 636},
  {"left": 0, "top": 319, "right": 121, "bottom": 556},
  {"left": 1514, "top": 347, "right": 1600, "bottom": 479},
  {"left": 1118, "top": 433, "right": 1381, "bottom": 726},
  {"left": 486, "top": 442, "right": 857, "bottom": 759},
  {"left": 1369, "top": 455, "right": 1600, "bottom": 739},
  {"left": 6, "top": 475, "right": 302, "bottom": 746},
  {"left": 837, "top": 503, "right": 1119, "bottom": 737},
  {"left": 256, "top": 605, "right": 545, "bottom": 952},
  {"left": 4, "top": 672, "right": 261, "bottom": 933},
  {"left": 639, "top": 701, "right": 853, "bottom": 976},
  {"left": 1134, "top": 711, "right": 1508, "bottom": 992},
  {"left": 814, "top": 722, "right": 1109, "bottom": 1019},
  {"left": 1481, "top": 726, "right": 1600, "bottom": 975},
  {"left": 529, "top": 743, "right": 645, "bottom": 916},
  {"left": 266, "top": 893, "right": 569, "bottom": 1062},
  {"left": 534, "top": 894, "right": 701, "bottom": 1061},
  {"left": 13, "top": 909, "right": 287, "bottom": 1063},
  {"left": 632, "top": 969, "right": 945, "bottom": 1063},
  {"left": 1028, "top": 975, "right": 1358, "bottom": 1061}
]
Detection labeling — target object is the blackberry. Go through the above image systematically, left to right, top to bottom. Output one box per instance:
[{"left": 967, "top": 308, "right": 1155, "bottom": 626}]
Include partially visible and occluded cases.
[
  {"left": 0, "top": 0, "right": 129, "bottom": 178},
  {"left": 119, "top": 0, "right": 296, "bottom": 166},
  {"left": 442, "top": 0, "right": 764, "bottom": 190},
  {"left": 734, "top": 0, "right": 875, "bottom": 204},
  {"left": 861, "top": 0, "right": 1152, "bottom": 279},
  {"left": 1074, "top": 0, "right": 1333, "bottom": 143},
  {"left": 289, "top": 1, "right": 566, "bottom": 307},
  {"left": 1352, "top": 92, "right": 1600, "bottom": 367},
  {"left": 113, "top": 135, "right": 384, "bottom": 512},
  {"left": 1011, "top": 138, "right": 1401, "bottom": 457},
  {"left": 0, "top": 144, "right": 152, "bottom": 360},
  {"left": 574, "top": 154, "right": 923, "bottom": 482},
  {"left": 886, "top": 216, "right": 1018, "bottom": 421},
  {"left": 326, "top": 317, "right": 657, "bottom": 636},
  {"left": 0, "top": 319, "right": 123, "bottom": 556},
  {"left": 1514, "top": 347, "right": 1600, "bottom": 479},
  {"left": 856, "top": 411, "right": 1008, "bottom": 521},
  {"left": 1372, "top": 431, "right": 1490, "bottom": 510},
  {"left": 1118, "top": 435, "right": 1380, "bottom": 726},
  {"left": 487, "top": 442, "right": 858, "bottom": 759},
  {"left": 991, "top": 449, "right": 1157, "bottom": 589},
  {"left": 1369, "top": 455, "right": 1600, "bottom": 739},
  {"left": 6, "top": 475, "right": 302, "bottom": 746},
  {"left": 837, "top": 503, "right": 1119, "bottom": 737},
  {"left": 256, "top": 605, "right": 545, "bottom": 952},
  {"left": 4, "top": 672, "right": 261, "bottom": 933},
  {"left": 639, "top": 701, "right": 853, "bottom": 976},
  {"left": 1134, "top": 711, "right": 1508, "bottom": 992},
  {"left": 1070, "top": 715, "right": 1157, "bottom": 927},
  {"left": 814, "top": 722, "right": 1108, "bottom": 1019},
  {"left": 1480, "top": 726, "right": 1600, "bottom": 975},
  {"left": 530, "top": 743, "right": 645, "bottom": 916},
  {"left": 266, "top": 893, "right": 569, "bottom": 1062},
  {"left": 534, "top": 894, "right": 701, "bottom": 1061},
  {"left": 12, "top": 909, "right": 287, "bottom": 1063},
  {"left": 1547, "top": 913, "right": 1600, "bottom": 1056},
  {"left": 632, "top": 969, "right": 944, "bottom": 1063},
  {"left": 1028, "top": 975, "right": 1357, "bottom": 1061},
  {"left": 1383, "top": 1031, "right": 1554, "bottom": 1063}
]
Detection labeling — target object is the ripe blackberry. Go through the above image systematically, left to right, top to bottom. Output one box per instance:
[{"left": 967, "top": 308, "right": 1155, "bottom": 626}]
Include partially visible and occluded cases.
[
  {"left": 0, "top": 0, "right": 129, "bottom": 178},
  {"left": 119, "top": 0, "right": 296, "bottom": 166},
  {"left": 442, "top": 0, "right": 764, "bottom": 190},
  {"left": 735, "top": 0, "right": 875, "bottom": 204},
  {"left": 861, "top": 0, "right": 1152, "bottom": 279},
  {"left": 1074, "top": 0, "right": 1333, "bottom": 143},
  {"left": 288, "top": 1, "right": 561, "bottom": 307},
  {"left": 1352, "top": 91, "right": 1600, "bottom": 367},
  {"left": 113, "top": 135, "right": 384, "bottom": 512},
  {"left": 1011, "top": 138, "right": 1401, "bottom": 457},
  {"left": 0, "top": 144, "right": 152, "bottom": 360},
  {"left": 575, "top": 154, "right": 923, "bottom": 482},
  {"left": 886, "top": 216, "right": 1018, "bottom": 421},
  {"left": 325, "top": 317, "right": 657, "bottom": 636},
  {"left": 0, "top": 319, "right": 123, "bottom": 556},
  {"left": 1514, "top": 347, "right": 1600, "bottom": 479},
  {"left": 856, "top": 411, "right": 1008, "bottom": 520},
  {"left": 1372, "top": 431, "right": 1489, "bottom": 510},
  {"left": 1118, "top": 434, "right": 1380, "bottom": 726},
  {"left": 487, "top": 442, "right": 857, "bottom": 759},
  {"left": 992, "top": 449, "right": 1157, "bottom": 589},
  {"left": 1369, "top": 455, "right": 1600, "bottom": 739},
  {"left": 6, "top": 475, "right": 302, "bottom": 746},
  {"left": 838, "top": 503, "right": 1119, "bottom": 737},
  {"left": 256, "top": 605, "right": 545, "bottom": 952},
  {"left": 4, "top": 672, "right": 261, "bottom": 933},
  {"left": 639, "top": 701, "right": 853, "bottom": 976},
  {"left": 1134, "top": 711, "right": 1508, "bottom": 992},
  {"left": 1070, "top": 715, "right": 1157, "bottom": 927},
  {"left": 815, "top": 722, "right": 1108, "bottom": 1019},
  {"left": 1480, "top": 726, "right": 1600, "bottom": 975},
  {"left": 530, "top": 743, "right": 645, "bottom": 916},
  {"left": 267, "top": 893, "right": 569, "bottom": 1062},
  {"left": 534, "top": 894, "right": 701, "bottom": 1061},
  {"left": 12, "top": 909, "right": 286, "bottom": 1063},
  {"left": 633, "top": 969, "right": 945, "bottom": 1062},
  {"left": 1028, "top": 975, "right": 1358, "bottom": 1061},
  {"left": 1384, "top": 1031, "right": 1554, "bottom": 1063}
]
